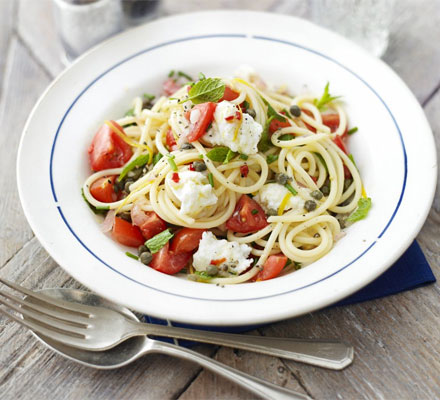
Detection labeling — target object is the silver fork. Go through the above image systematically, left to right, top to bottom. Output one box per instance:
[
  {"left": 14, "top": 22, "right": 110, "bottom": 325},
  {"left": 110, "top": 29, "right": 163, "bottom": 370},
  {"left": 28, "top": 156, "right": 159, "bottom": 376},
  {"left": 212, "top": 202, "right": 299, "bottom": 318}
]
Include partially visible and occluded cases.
[{"left": 0, "top": 277, "right": 353, "bottom": 369}]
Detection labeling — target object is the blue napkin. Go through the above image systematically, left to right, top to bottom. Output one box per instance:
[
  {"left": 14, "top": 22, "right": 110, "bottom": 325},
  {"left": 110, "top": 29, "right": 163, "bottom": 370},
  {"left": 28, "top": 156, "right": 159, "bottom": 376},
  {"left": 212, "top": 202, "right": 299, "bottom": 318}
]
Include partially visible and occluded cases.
[{"left": 143, "top": 240, "right": 435, "bottom": 341}]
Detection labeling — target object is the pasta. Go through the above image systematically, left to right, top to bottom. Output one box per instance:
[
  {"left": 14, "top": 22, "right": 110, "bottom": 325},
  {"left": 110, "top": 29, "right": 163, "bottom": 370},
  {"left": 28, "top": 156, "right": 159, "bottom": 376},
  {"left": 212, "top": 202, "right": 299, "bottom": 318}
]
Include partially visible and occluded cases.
[{"left": 82, "top": 70, "right": 371, "bottom": 284}]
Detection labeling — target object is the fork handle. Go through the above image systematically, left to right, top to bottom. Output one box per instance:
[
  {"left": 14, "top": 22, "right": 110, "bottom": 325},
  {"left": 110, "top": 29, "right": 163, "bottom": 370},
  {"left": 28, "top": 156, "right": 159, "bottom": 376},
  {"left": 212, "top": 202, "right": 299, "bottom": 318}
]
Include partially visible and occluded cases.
[
  {"left": 126, "top": 320, "right": 353, "bottom": 370},
  {"left": 150, "top": 340, "right": 310, "bottom": 400}
]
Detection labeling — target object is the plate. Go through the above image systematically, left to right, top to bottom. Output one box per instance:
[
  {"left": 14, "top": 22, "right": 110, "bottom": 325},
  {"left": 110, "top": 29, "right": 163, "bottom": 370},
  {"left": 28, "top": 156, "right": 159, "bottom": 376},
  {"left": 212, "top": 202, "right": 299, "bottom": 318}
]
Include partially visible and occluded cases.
[{"left": 17, "top": 11, "right": 436, "bottom": 326}]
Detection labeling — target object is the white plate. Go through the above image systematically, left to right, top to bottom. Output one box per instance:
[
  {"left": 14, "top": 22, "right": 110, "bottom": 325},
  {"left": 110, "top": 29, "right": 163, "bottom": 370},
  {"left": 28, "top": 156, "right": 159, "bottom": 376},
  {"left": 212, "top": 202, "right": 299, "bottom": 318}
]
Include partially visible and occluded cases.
[{"left": 17, "top": 11, "right": 437, "bottom": 326}]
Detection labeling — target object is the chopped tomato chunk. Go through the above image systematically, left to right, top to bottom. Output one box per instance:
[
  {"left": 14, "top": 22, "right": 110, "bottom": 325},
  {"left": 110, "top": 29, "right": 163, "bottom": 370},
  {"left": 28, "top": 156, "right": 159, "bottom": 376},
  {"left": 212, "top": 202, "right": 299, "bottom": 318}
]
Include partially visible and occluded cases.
[
  {"left": 162, "top": 78, "right": 182, "bottom": 96},
  {"left": 220, "top": 86, "right": 239, "bottom": 102},
  {"left": 187, "top": 102, "right": 217, "bottom": 142},
  {"left": 269, "top": 118, "right": 291, "bottom": 134},
  {"left": 88, "top": 122, "right": 132, "bottom": 171},
  {"left": 166, "top": 128, "right": 178, "bottom": 151},
  {"left": 240, "top": 165, "right": 249, "bottom": 177},
  {"left": 90, "top": 175, "right": 117, "bottom": 203},
  {"left": 226, "top": 195, "right": 268, "bottom": 233},
  {"left": 138, "top": 212, "right": 167, "bottom": 240},
  {"left": 112, "top": 217, "right": 145, "bottom": 247},
  {"left": 170, "top": 228, "right": 205, "bottom": 253},
  {"left": 150, "top": 242, "right": 192, "bottom": 275},
  {"left": 255, "top": 254, "right": 288, "bottom": 281},
  {"left": 210, "top": 258, "right": 226, "bottom": 265}
]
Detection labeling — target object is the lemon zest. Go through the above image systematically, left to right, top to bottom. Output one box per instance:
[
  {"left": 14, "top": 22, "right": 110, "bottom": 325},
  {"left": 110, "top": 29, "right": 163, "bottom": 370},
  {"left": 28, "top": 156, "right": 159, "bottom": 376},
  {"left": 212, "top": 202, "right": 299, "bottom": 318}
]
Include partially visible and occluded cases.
[
  {"left": 233, "top": 106, "right": 243, "bottom": 141},
  {"left": 105, "top": 120, "right": 153, "bottom": 163},
  {"left": 361, "top": 185, "right": 367, "bottom": 199},
  {"left": 278, "top": 193, "right": 292, "bottom": 216}
]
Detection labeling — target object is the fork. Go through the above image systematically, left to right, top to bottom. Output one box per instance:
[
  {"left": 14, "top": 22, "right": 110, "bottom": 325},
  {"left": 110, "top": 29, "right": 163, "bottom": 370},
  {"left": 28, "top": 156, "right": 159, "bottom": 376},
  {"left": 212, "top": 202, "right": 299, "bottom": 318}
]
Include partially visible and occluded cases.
[{"left": 0, "top": 277, "right": 353, "bottom": 369}]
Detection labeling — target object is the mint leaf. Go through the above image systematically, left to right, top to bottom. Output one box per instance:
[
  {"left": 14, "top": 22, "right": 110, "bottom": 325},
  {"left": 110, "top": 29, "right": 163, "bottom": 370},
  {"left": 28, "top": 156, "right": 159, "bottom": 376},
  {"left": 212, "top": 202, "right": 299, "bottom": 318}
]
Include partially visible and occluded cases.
[
  {"left": 198, "top": 72, "right": 206, "bottom": 81},
  {"left": 184, "top": 78, "right": 225, "bottom": 104},
  {"left": 314, "top": 82, "right": 341, "bottom": 110},
  {"left": 261, "top": 96, "right": 287, "bottom": 122},
  {"left": 258, "top": 116, "right": 274, "bottom": 152},
  {"left": 278, "top": 134, "right": 294, "bottom": 141},
  {"left": 206, "top": 146, "right": 236, "bottom": 163},
  {"left": 153, "top": 153, "right": 163, "bottom": 165},
  {"left": 239, "top": 153, "right": 248, "bottom": 160},
  {"left": 118, "top": 154, "right": 150, "bottom": 181},
  {"left": 266, "top": 154, "right": 278, "bottom": 164},
  {"left": 81, "top": 188, "right": 107, "bottom": 215},
  {"left": 347, "top": 198, "right": 372, "bottom": 222},
  {"left": 145, "top": 229, "right": 174, "bottom": 254},
  {"left": 194, "top": 271, "right": 213, "bottom": 280}
]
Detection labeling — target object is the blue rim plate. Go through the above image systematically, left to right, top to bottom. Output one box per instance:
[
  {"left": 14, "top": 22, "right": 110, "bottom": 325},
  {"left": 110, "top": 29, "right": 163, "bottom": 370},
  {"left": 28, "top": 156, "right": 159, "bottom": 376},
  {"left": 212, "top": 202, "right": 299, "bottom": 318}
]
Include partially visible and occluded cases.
[{"left": 17, "top": 11, "right": 437, "bottom": 326}]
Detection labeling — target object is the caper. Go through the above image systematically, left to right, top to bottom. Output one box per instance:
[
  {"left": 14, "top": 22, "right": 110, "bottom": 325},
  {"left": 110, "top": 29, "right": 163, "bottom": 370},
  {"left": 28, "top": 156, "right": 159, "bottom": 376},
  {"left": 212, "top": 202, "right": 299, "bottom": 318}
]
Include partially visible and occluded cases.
[
  {"left": 142, "top": 99, "right": 153, "bottom": 110},
  {"left": 289, "top": 105, "right": 301, "bottom": 117},
  {"left": 246, "top": 108, "right": 256, "bottom": 118},
  {"left": 181, "top": 142, "right": 194, "bottom": 150},
  {"left": 193, "top": 160, "right": 207, "bottom": 172},
  {"left": 127, "top": 167, "right": 143, "bottom": 180},
  {"left": 275, "top": 173, "right": 290, "bottom": 185},
  {"left": 343, "top": 178, "right": 353, "bottom": 191},
  {"left": 113, "top": 179, "right": 123, "bottom": 193},
  {"left": 124, "top": 180, "right": 134, "bottom": 193},
  {"left": 321, "top": 185, "right": 330, "bottom": 196},
  {"left": 311, "top": 190, "right": 323, "bottom": 200},
  {"left": 304, "top": 200, "right": 317, "bottom": 212},
  {"left": 266, "top": 208, "right": 278, "bottom": 216},
  {"left": 119, "top": 212, "right": 132, "bottom": 223},
  {"left": 138, "top": 245, "right": 148, "bottom": 255},
  {"left": 140, "top": 251, "right": 153, "bottom": 265},
  {"left": 206, "top": 265, "right": 219, "bottom": 276}
]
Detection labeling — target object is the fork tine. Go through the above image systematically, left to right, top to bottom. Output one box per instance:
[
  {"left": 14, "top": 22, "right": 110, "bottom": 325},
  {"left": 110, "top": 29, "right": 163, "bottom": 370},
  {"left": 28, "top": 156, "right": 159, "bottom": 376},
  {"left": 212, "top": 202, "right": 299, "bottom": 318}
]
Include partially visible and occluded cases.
[
  {"left": 0, "top": 277, "right": 91, "bottom": 317},
  {"left": 0, "top": 290, "right": 89, "bottom": 327},
  {"left": 0, "top": 296, "right": 87, "bottom": 338}
]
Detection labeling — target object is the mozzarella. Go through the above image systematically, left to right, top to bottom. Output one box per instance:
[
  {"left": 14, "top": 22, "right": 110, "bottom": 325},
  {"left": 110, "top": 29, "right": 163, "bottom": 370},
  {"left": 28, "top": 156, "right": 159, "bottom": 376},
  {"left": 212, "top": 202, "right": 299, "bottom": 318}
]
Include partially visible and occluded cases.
[
  {"left": 203, "top": 101, "right": 262, "bottom": 155},
  {"left": 167, "top": 171, "right": 218, "bottom": 217},
  {"left": 255, "top": 183, "right": 305, "bottom": 214},
  {"left": 193, "top": 232, "right": 253, "bottom": 275}
]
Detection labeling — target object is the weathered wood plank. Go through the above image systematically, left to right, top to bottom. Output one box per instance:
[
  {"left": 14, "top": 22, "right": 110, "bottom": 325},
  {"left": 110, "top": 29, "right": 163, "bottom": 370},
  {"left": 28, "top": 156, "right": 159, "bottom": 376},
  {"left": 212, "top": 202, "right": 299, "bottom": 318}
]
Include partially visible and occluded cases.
[
  {"left": 0, "top": 0, "right": 17, "bottom": 97},
  {"left": 17, "top": 0, "right": 64, "bottom": 78},
  {"left": 0, "top": 37, "right": 50, "bottom": 268}
]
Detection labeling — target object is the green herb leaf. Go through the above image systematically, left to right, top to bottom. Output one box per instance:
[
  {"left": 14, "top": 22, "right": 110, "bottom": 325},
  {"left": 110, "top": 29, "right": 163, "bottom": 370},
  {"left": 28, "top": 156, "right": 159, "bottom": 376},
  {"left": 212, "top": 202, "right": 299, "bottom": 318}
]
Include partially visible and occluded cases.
[
  {"left": 168, "top": 70, "right": 175, "bottom": 78},
  {"left": 178, "top": 71, "right": 193, "bottom": 81},
  {"left": 198, "top": 72, "right": 206, "bottom": 81},
  {"left": 184, "top": 78, "right": 225, "bottom": 104},
  {"left": 313, "top": 82, "right": 341, "bottom": 110},
  {"left": 143, "top": 93, "right": 155, "bottom": 101},
  {"left": 261, "top": 96, "right": 287, "bottom": 122},
  {"left": 242, "top": 100, "right": 250, "bottom": 110},
  {"left": 124, "top": 108, "right": 134, "bottom": 117},
  {"left": 282, "top": 108, "right": 293, "bottom": 119},
  {"left": 258, "top": 116, "right": 274, "bottom": 152},
  {"left": 347, "top": 126, "right": 358, "bottom": 135},
  {"left": 278, "top": 134, "right": 295, "bottom": 141},
  {"left": 206, "top": 146, "right": 237, "bottom": 163},
  {"left": 153, "top": 152, "right": 163, "bottom": 165},
  {"left": 314, "top": 152, "right": 328, "bottom": 173},
  {"left": 239, "top": 153, "right": 249, "bottom": 160},
  {"left": 348, "top": 153, "right": 357, "bottom": 170},
  {"left": 118, "top": 154, "right": 150, "bottom": 181},
  {"left": 167, "top": 154, "right": 178, "bottom": 171},
  {"left": 198, "top": 154, "right": 204, "bottom": 159},
  {"left": 266, "top": 154, "right": 279, "bottom": 164},
  {"left": 208, "top": 172, "right": 214, "bottom": 187},
  {"left": 285, "top": 183, "right": 298, "bottom": 195},
  {"left": 81, "top": 188, "right": 107, "bottom": 215},
  {"left": 347, "top": 197, "right": 372, "bottom": 222},
  {"left": 251, "top": 209, "right": 259, "bottom": 215},
  {"left": 145, "top": 229, "right": 174, "bottom": 254},
  {"left": 125, "top": 252, "right": 139, "bottom": 260},
  {"left": 294, "top": 261, "right": 302, "bottom": 270},
  {"left": 194, "top": 271, "right": 213, "bottom": 280}
]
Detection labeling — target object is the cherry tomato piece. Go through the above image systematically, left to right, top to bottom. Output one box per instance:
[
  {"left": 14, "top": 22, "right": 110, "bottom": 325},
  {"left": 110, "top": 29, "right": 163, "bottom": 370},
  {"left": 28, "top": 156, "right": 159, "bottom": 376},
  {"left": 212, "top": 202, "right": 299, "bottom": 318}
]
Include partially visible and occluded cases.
[
  {"left": 162, "top": 78, "right": 182, "bottom": 96},
  {"left": 220, "top": 86, "right": 240, "bottom": 102},
  {"left": 187, "top": 102, "right": 217, "bottom": 142},
  {"left": 269, "top": 118, "right": 291, "bottom": 134},
  {"left": 88, "top": 122, "right": 133, "bottom": 171},
  {"left": 166, "top": 128, "right": 178, "bottom": 151},
  {"left": 90, "top": 176, "right": 118, "bottom": 203},
  {"left": 226, "top": 195, "right": 268, "bottom": 233},
  {"left": 138, "top": 212, "right": 167, "bottom": 240},
  {"left": 112, "top": 217, "right": 145, "bottom": 247},
  {"left": 170, "top": 228, "right": 206, "bottom": 253},
  {"left": 150, "top": 242, "right": 192, "bottom": 275},
  {"left": 255, "top": 254, "right": 288, "bottom": 281}
]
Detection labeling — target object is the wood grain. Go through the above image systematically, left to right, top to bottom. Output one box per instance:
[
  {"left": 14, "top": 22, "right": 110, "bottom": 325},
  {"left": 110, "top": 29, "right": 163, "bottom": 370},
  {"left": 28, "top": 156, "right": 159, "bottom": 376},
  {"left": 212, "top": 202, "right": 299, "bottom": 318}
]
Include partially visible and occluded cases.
[{"left": 0, "top": 0, "right": 16, "bottom": 97}]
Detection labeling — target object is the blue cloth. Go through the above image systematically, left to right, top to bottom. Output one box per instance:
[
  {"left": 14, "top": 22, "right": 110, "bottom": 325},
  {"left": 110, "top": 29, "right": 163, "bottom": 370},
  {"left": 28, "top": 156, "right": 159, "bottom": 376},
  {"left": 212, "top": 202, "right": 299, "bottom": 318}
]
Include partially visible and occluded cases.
[{"left": 143, "top": 240, "right": 435, "bottom": 341}]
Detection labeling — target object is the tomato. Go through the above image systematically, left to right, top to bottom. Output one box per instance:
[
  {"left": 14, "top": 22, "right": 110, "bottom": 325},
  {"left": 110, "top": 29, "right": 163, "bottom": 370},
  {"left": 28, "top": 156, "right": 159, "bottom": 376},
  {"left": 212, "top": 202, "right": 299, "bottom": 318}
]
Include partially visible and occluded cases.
[
  {"left": 162, "top": 78, "right": 182, "bottom": 96},
  {"left": 220, "top": 86, "right": 240, "bottom": 102},
  {"left": 187, "top": 102, "right": 217, "bottom": 142},
  {"left": 321, "top": 114, "right": 340, "bottom": 132},
  {"left": 269, "top": 118, "right": 291, "bottom": 134},
  {"left": 88, "top": 122, "right": 133, "bottom": 171},
  {"left": 166, "top": 128, "right": 178, "bottom": 151},
  {"left": 332, "top": 135, "right": 348, "bottom": 154},
  {"left": 240, "top": 164, "right": 249, "bottom": 177},
  {"left": 90, "top": 176, "right": 118, "bottom": 203},
  {"left": 226, "top": 195, "right": 268, "bottom": 233},
  {"left": 139, "top": 212, "right": 167, "bottom": 240},
  {"left": 112, "top": 217, "right": 145, "bottom": 247},
  {"left": 170, "top": 228, "right": 205, "bottom": 253},
  {"left": 150, "top": 242, "right": 192, "bottom": 275},
  {"left": 255, "top": 254, "right": 288, "bottom": 281}
]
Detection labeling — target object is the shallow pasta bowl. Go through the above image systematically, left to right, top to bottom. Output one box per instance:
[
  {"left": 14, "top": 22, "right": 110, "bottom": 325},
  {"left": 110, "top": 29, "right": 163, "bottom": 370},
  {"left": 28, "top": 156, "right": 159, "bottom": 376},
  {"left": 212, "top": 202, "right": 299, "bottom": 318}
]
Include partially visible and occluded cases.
[{"left": 16, "top": 11, "right": 436, "bottom": 326}]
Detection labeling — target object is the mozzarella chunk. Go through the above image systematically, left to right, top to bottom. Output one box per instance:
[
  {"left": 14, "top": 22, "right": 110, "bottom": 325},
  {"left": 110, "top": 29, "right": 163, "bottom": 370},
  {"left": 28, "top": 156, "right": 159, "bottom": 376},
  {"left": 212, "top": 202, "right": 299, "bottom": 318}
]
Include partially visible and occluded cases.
[
  {"left": 203, "top": 101, "right": 262, "bottom": 155},
  {"left": 168, "top": 108, "right": 190, "bottom": 140},
  {"left": 167, "top": 171, "right": 217, "bottom": 217},
  {"left": 255, "top": 184, "right": 305, "bottom": 214},
  {"left": 193, "top": 232, "right": 253, "bottom": 275}
]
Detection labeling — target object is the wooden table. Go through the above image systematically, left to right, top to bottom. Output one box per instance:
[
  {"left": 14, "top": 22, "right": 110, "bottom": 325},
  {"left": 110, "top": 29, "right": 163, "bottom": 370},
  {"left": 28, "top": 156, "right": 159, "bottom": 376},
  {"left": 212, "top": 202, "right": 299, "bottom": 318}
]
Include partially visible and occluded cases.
[{"left": 1, "top": 1, "right": 439, "bottom": 398}]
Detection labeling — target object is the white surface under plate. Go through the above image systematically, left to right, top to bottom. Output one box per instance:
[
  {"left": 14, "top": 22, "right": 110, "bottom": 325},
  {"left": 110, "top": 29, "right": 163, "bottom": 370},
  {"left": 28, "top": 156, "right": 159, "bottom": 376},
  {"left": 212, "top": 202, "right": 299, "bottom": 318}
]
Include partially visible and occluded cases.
[{"left": 17, "top": 11, "right": 437, "bottom": 326}]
